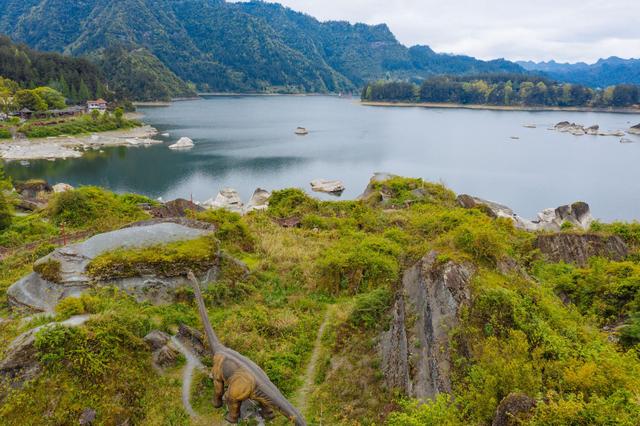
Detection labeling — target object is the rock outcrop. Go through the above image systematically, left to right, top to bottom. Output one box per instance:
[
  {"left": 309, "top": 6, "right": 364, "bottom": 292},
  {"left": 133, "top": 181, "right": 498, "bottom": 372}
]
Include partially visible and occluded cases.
[
  {"left": 554, "top": 121, "right": 624, "bottom": 137},
  {"left": 628, "top": 123, "right": 640, "bottom": 135},
  {"left": 168, "top": 137, "right": 194, "bottom": 150},
  {"left": 310, "top": 179, "right": 345, "bottom": 194},
  {"left": 52, "top": 183, "right": 74, "bottom": 193},
  {"left": 203, "top": 188, "right": 244, "bottom": 213},
  {"left": 245, "top": 188, "right": 271, "bottom": 213},
  {"left": 457, "top": 195, "right": 593, "bottom": 232},
  {"left": 148, "top": 198, "right": 205, "bottom": 218},
  {"left": 7, "top": 221, "right": 217, "bottom": 312},
  {"left": 535, "top": 233, "right": 628, "bottom": 266},
  {"left": 379, "top": 251, "right": 474, "bottom": 399},
  {"left": 0, "top": 315, "right": 90, "bottom": 388},
  {"left": 144, "top": 330, "right": 181, "bottom": 369},
  {"left": 492, "top": 393, "right": 537, "bottom": 426}
]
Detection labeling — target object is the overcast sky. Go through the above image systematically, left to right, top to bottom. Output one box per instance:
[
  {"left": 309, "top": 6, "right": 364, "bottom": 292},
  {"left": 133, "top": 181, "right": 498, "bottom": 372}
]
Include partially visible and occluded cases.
[{"left": 243, "top": 0, "right": 639, "bottom": 63}]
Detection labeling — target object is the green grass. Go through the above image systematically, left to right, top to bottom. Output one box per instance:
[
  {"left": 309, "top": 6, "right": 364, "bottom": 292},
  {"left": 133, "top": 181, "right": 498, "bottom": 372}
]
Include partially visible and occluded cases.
[{"left": 17, "top": 113, "right": 140, "bottom": 139}]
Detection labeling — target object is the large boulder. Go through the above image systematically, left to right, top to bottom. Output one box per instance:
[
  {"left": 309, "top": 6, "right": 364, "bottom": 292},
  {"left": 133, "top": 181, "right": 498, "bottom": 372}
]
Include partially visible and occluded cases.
[
  {"left": 628, "top": 123, "right": 640, "bottom": 135},
  {"left": 357, "top": 172, "right": 397, "bottom": 201},
  {"left": 310, "top": 179, "right": 345, "bottom": 194},
  {"left": 14, "top": 180, "right": 52, "bottom": 199},
  {"left": 52, "top": 183, "right": 74, "bottom": 193},
  {"left": 203, "top": 188, "right": 244, "bottom": 213},
  {"left": 245, "top": 188, "right": 271, "bottom": 213},
  {"left": 149, "top": 199, "right": 205, "bottom": 218},
  {"left": 7, "top": 221, "right": 217, "bottom": 313},
  {"left": 535, "top": 233, "right": 628, "bottom": 267},
  {"left": 379, "top": 251, "right": 474, "bottom": 399},
  {"left": 0, "top": 315, "right": 90, "bottom": 388},
  {"left": 144, "top": 330, "right": 180, "bottom": 369},
  {"left": 492, "top": 393, "right": 537, "bottom": 426}
]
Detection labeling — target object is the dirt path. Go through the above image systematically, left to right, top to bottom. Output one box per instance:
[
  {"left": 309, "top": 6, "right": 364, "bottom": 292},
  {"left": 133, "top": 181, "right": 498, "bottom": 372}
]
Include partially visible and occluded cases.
[
  {"left": 296, "top": 305, "right": 334, "bottom": 416},
  {"left": 170, "top": 336, "right": 206, "bottom": 417}
]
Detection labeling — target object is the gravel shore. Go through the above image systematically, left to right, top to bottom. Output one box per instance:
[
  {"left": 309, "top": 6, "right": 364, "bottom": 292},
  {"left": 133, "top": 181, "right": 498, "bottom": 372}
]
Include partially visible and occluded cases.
[{"left": 0, "top": 125, "right": 161, "bottom": 161}]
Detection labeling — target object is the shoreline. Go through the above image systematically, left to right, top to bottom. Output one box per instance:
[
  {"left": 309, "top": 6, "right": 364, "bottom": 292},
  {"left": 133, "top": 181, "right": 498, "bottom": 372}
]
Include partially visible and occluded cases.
[
  {"left": 361, "top": 101, "right": 640, "bottom": 114},
  {"left": 0, "top": 125, "right": 161, "bottom": 161}
]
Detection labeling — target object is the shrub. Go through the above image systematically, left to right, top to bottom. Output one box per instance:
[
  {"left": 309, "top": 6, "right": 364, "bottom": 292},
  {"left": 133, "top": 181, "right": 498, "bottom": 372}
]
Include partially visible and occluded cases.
[
  {"left": 0, "top": 127, "right": 11, "bottom": 139},
  {"left": 367, "top": 176, "right": 456, "bottom": 208},
  {"left": 48, "top": 186, "right": 148, "bottom": 228},
  {"left": 267, "top": 188, "right": 318, "bottom": 218},
  {"left": 0, "top": 191, "right": 11, "bottom": 231},
  {"left": 196, "top": 208, "right": 254, "bottom": 251},
  {"left": 453, "top": 223, "right": 508, "bottom": 264},
  {"left": 317, "top": 234, "right": 401, "bottom": 294},
  {"left": 33, "top": 259, "right": 62, "bottom": 283},
  {"left": 348, "top": 287, "right": 393, "bottom": 330},
  {"left": 619, "top": 315, "right": 640, "bottom": 349},
  {"left": 387, "top": 394, "right": 463, "bottom": 426}
]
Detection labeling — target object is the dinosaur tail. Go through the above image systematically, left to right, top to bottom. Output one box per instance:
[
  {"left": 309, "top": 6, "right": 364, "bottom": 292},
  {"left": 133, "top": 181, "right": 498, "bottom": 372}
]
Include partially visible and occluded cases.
[
  {"left": 188, "top": 271, "right": 222, "bottom": 354},
  {"left": 275, "top": 398, "right": 307, "bottom": 426}
]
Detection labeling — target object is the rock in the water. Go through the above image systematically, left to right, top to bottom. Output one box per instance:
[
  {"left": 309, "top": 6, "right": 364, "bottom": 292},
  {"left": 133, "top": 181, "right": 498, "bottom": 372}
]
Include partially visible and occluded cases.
[
  {"left": 628, "top": 123, "right": 640, "bottom": 135},
  {"left": 586, "top": 125, "right": 599, "bottom": 135},
  {"left": 168, "top": 137, "right": 195, "bottom": 150},
  {"left": 310, "top": 179, "right": 345, "bottom": 194},
  {"left": 52, "top": 183, "right": 74, "bottom": 193},
  {"left": 203, "top": 188, "right": 244, "bottom": 213},
  {"left": 245, "top": 188, "right": 271, "bottom": 213},
  {"left": 149, "top": 199, "right": 205, "bottom": 218},
  {"left": 7, "top": 222, "right": 214, "bottom": 312},
  {"left": 535, "top": 233, "right": 628, "bottom": 267},
  {"left": 379, "top": 251, "right": 474, "bottom": 399},
  {"left": 0, "top": 315, "right": 90, "bottom": 387},
  {"left": 492, "top": 393, "right": 536, "bottom": 426}
]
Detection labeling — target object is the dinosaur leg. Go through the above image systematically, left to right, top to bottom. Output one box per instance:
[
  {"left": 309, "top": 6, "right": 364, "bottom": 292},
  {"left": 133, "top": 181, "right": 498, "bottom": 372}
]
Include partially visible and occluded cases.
[
  {"left": 225, "top": 373, "right": 253, "bottom": 424},
  {"left": 213, "top": 377, "right": 224, "bottom": 408},
  {"left": 225, "top": 399, "right": 242, "bottom": 424}
]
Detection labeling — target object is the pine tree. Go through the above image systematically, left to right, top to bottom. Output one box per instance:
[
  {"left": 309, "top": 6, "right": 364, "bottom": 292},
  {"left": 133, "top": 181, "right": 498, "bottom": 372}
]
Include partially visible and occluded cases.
[{"left": 78, "top": 79, "right": 91, "bottom": 101}]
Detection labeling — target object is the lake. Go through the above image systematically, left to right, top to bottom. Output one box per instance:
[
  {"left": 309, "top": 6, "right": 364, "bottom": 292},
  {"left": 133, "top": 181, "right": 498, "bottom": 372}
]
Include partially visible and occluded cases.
[{"left": 5, "top": 96, "right": 640, "bottom": 221}]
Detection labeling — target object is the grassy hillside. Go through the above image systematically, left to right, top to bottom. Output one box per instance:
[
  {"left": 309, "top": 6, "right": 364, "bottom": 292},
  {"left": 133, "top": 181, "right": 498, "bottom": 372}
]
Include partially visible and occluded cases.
[{"left": 1, "top": 175, "right": 639, "bottom": 425}]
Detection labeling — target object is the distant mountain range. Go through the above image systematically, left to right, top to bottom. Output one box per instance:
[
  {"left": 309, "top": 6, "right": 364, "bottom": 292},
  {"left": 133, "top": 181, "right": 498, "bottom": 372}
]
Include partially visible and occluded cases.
[
  {"left": 0, "top": 0, "right": 522, "bottom": 100},
  {"left": 518, "top": 57, "right": 640, "bottom": 88}
]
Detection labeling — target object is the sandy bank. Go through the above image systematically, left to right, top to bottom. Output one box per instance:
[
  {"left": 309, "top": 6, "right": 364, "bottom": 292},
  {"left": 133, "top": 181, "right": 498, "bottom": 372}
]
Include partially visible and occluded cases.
[
  {"left": 361, "top": 101, "right": 640, "bottom": 114},
  {"left": 0, "top": 125, "right": 161, "bottom": 161}
]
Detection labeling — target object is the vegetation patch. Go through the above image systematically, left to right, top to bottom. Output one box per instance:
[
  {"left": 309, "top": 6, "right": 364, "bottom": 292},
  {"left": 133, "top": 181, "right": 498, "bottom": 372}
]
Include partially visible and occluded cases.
[
  {"left": 87, "top": 236, "right": 220, "bottom": 280},
  {"left": 33, "top": 258, "right": 62, "bottom": 283}
]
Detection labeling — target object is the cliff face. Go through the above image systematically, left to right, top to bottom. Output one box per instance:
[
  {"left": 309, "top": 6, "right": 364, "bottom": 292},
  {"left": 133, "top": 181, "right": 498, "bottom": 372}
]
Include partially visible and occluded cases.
[{"left": 380, "top": 251, "right": 474, "bottom": 399}]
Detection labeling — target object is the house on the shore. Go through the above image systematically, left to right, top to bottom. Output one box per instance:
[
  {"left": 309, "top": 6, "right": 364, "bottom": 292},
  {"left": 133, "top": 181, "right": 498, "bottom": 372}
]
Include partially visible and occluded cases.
[{"left": 87, "top": 99, "right": 107, "bottom": 113}]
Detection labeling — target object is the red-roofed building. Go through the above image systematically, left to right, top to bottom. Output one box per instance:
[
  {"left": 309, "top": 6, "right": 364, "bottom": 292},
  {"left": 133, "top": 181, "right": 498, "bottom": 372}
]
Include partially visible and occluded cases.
[{"left": 87, "top": 99, "right": 107, "bottom": 112}]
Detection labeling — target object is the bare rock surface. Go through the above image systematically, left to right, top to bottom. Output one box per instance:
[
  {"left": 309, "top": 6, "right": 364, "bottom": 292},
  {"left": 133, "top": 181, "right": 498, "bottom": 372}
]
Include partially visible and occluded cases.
[
  {"left": 627, "top": 123, "right": 640, "bottom": 135},
  {"left": 168, "top": 137, "right": 194, "bottom": 150},
  {"left": 52, "top": 183, "right": 74, "bottom": 193},
  {"left": 203, "top": 188, "right": 244, "bottom": 213},
  {"left": 245, "top": 188, "right": 271, "bottom": 213},
  {"left": 457, "top": 195, "right": 593, "bottom": 232},
  {"left": 148, "top": 199, "right": 205, "bottom": 218},
  {"left": 7, "top": 222, "right": 213, "bottom": 313},
  {"left": 535, "top": 233, "right": 628, "bottom": 266},
  {"left": 380, "top": 251, "right": 474, "bottom": 399}
]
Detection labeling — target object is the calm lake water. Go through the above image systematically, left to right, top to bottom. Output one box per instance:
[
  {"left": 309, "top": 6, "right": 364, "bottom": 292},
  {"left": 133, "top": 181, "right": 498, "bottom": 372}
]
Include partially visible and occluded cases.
[{"left": 5, "top": 96, "right": 640, "bottom": 221}]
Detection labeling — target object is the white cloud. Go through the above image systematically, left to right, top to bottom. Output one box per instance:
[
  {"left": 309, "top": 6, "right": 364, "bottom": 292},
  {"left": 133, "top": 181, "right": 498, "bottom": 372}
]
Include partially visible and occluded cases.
[{"left": 236, "top": 0, "right": 640, "bottom": 63}]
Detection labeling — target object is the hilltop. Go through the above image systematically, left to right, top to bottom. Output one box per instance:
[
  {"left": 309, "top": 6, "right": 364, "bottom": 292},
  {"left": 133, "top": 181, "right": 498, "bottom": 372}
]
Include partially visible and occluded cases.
[{"left": 0, "top": 0, "right": 523, "bottom": 99}]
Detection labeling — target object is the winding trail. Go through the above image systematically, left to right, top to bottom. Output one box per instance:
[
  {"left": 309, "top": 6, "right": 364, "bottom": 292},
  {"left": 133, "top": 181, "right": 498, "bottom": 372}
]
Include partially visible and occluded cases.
[
  {"left": 296, "top": 305, "right": 334, "bottom": 415},
  {"left": 170, "top": 336, "right": 205, "bottom": 417}
]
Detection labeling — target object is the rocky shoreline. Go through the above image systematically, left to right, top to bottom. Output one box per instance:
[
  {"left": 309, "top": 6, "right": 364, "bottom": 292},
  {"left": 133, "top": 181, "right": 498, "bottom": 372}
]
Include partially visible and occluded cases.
[{"left": 0, "top": 125, "right": 161, "bottom": 161}]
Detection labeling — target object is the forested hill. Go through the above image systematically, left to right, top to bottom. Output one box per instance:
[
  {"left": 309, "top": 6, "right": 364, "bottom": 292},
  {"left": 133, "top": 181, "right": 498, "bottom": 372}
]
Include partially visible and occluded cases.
[
  {"left": 0, "top": 0, "right": 524, "bottom": 99},
  {"left": 0, "top": 36, "right": 108, "bottom": 103},
  {"left": 518, "top": 57, "right": 640, "bottom": 88},
  {"left": 362, "top": 74, "right": 640, "bottom": 108}
]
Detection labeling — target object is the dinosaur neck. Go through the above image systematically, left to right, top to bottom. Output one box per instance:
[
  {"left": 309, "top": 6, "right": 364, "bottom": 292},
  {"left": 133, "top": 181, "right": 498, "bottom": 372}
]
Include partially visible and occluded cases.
[{"left": 191, "top": 276, "right": 223, "bottom": 353}]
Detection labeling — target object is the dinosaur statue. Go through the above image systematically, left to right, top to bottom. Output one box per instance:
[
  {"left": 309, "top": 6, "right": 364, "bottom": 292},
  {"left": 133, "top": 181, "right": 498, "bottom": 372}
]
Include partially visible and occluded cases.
[{"left": 187, "top": 271, "right": 307, "bottom": 425}]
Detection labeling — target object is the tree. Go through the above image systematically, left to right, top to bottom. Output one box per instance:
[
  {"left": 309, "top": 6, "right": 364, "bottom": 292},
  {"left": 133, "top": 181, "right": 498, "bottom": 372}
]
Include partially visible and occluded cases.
[
  {"left": 78, "top": 79, "right": 91, "bottom": 101},
  {"left": 34, "top": 87, "right": 66, "bottom": 109},
  {"left": 14, "top": 89, "right": 47, "bottom": 111},
  {"left": 114, "top": 107, "right": 124, "bottom": 127},
  {"left": 91, "top": 109, "right": 100, "bottom": 120}
]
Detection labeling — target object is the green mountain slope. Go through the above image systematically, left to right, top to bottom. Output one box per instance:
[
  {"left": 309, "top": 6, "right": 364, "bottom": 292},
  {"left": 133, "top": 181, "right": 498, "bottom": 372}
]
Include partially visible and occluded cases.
[{"left": 0, "top": 0, "right": 526, "bottom": 98}]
